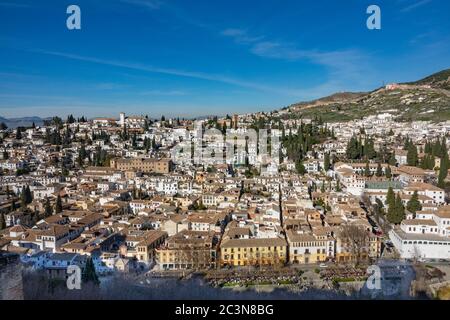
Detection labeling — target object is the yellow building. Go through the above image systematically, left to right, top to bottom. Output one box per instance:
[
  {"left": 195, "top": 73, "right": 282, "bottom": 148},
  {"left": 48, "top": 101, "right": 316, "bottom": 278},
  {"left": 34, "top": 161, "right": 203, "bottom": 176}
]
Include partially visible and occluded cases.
[
  {"left": 286, "top": 229, "right": 334, "bottom": 264},
  {"left": 219, "top": 238, "right": 287, "bottom": 267}
]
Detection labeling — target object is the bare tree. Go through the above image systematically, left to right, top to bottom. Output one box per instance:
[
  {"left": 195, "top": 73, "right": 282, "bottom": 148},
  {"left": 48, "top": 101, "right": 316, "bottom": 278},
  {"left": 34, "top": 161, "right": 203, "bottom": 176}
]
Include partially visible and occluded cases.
[{"left": 339, "top": 225, "right": 370, "bottom": 266}]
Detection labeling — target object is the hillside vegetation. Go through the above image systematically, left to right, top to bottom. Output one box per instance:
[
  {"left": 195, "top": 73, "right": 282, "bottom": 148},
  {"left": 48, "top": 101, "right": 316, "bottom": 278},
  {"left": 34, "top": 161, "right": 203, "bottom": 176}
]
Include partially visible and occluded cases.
[{"left": 282, "top": 69, "right": 450, "bottom": 122}]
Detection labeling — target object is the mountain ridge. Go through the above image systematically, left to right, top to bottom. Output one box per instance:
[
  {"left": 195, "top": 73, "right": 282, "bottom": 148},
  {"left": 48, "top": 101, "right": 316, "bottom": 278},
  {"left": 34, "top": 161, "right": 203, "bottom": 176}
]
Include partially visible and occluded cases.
[
  {"left": 280, "top": 68, "right": 450, "bottom": 122},
  {"left": 0, "top": 116, "right": 48, "bottom": 129}
]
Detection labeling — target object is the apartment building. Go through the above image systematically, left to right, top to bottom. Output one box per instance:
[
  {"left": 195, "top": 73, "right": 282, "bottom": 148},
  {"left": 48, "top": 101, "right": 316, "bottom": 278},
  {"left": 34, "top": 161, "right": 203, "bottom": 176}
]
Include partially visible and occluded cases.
[
  {"left": 110, "top": 157, "right": 172, "bottom": 174},
  {"left": 389, "top": 206, "right": 450, "bottom": 259},
  {"left": 286, "top": 229, "right": 334, "bottom": 264},
  {"left": 156, "top": 230, "right": 217, "bottom": 270},
  {"left": 219, "top": 237, "right": 287, "bottom": 267}
]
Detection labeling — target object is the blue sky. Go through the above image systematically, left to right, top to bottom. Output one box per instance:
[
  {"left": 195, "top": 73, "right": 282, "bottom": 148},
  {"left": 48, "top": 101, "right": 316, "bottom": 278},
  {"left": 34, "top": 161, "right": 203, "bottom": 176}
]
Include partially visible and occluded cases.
[{"left": 0, "top": 0, "right": 449, "bottom": 119}]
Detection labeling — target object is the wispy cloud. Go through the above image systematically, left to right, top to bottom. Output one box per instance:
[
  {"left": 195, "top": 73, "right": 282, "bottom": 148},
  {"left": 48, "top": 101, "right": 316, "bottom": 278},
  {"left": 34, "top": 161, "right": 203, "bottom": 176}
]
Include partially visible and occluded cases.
[
  {"left": 120, "top": 0, "right": 162, "bottom": 10},
  {"left": 400, "top": 0, "right": 432, "bottom": 13},
  {"left": 221, "top": 28, "right": 376, "bottom": 99},
  {"left": 221, "top": 28, "right": 264, "bottom": 44},
  {"left": 409, "top": 31, "right": 435, "bottom": 45},
  {"left": 250, "top": 41, "right": 311, "bottom": 61},
  {"left": 32, "top": 49, "right": 300, "bottom": 96},
  {"left": 93, "top": 82, "right": 129, "bottom": 90},
  {"left": 139, "top": 89, "right": 187, "bottom": 96}
]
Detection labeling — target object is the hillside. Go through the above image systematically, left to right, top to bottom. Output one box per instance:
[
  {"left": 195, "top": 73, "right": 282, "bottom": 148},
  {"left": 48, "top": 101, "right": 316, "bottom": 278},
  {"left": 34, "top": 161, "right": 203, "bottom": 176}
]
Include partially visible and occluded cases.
[
  {"left": 281, "top": 68, "right": 450, "bottom": 122},
  {"left": 407, "top": 69, "right": 450, "bottom": 90}
]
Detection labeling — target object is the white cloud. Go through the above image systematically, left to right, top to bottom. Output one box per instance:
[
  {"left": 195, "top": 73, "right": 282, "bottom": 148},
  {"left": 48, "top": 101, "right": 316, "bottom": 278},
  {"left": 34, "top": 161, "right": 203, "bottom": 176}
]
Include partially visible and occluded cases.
[
  {"left": 400, "top": 0, "right": 432, "bottom": 13},
  {"left": 221, "top": 28, "right": 377, "bottom": 99},
  {"left": 221, "top": 28, "right": 264, "bottom": 44},
  {"left": 32, "top": 49, "right": 300, "bottom": 96},
  {"left": 139, "top": 89, "right": 187, "bottom": 96}
]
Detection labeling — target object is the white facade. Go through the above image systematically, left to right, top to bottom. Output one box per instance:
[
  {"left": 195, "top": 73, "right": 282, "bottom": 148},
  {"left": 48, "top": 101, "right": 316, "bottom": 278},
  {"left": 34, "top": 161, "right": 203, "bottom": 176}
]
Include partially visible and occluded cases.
[{"left": 389, "top": 206, "right": 450, "bottom": 260}]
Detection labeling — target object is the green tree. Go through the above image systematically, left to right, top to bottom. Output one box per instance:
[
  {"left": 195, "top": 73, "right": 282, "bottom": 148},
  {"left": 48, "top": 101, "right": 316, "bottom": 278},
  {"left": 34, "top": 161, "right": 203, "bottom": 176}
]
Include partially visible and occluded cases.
[
  {"left": 222, "top": 122, "right": 227, "bottom": 135},
  {"left": 16, "top": 127, "right": 22, "bottom": 139},
  {"left": 346, "top": 135, "right": 361, "bottom": 160},
  {"left": 150, "top": 136, "right": 156, "bottom": 151},
  {"left": 364, "top": 138, "right": 377, "bottom": 159},
  {"left": 407, "top": 144, "right": 418, "bottom": 166},
  {"left": 78, "top": 145, "right": 87, "bottom": 166},
  {"left": 324, "top": 152, "right": 331, "bottom": 171},
  {"left": 438, "top": 152, "right": 449, "bottom": 188},
  {"left": 388, "top": 154, "right": 397, "bottom": 166},
  {"left": 295, "top": 160, "right": 306, "bottom": 175},
  {"left": 364, "top": 161, "right": 371, "bottom": 177},
  {"left": 375, "top": 163, "right": 383, "bottom": 177},
  {"left": 385, "top": 165, "right": 392, "bottom": 179},
  {"left": 20, "top": 186, "right": 32, "bottom": 208},
  {"left": 25, "top": 186, "right": 32, "bottom": 203},
  {"left": 386, "top": 186, "right": 395, "bottom": 206},
  {"left": 20, "top": 188, "right": 27, "bottom": 208},
  {"left": 406, "top": 191, "right": 422, "bottom": 217},
  {"left": 387, "top": 194, "right": 397, "bottom": 224},
  {"left": 388, "top": 194, "right": 406, "bottom": 224},
  {"left": 394, "top": 194, "right": 406, "bottom": 223},
  {"left": 55, "top": 195, "right": 63, "bottom": 214},
  {"left": 44, "top": 197, "right": 53, "bottom": 217},
  {"left": 0, "top": 213, "right": 5, "bottom": 229},
  {"left": 82, "top": 257, "right": 100, "bottom": 286}
]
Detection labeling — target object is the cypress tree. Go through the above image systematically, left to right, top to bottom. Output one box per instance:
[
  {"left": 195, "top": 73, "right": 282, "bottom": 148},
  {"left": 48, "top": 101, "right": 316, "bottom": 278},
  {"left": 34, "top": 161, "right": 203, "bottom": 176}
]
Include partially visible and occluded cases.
[
  {"left": 16, "top": 127, "right": 22, "bottom": 139},
  {"left": 424, "top": 141, "right": 432, "bottom": 154},
  {"left": 407, "top": 144, "right": 418, "bottom": 166},
  {"left": 324, "top": 152, "right": 331, "bottom": 171},
  {"left": 438, "top": 153, "right": 449, "bottom": 188},
  {"left": 388, "top": 154, "right": 397, "bottom": 166},
  {"left": 295, "top": 160, "right": 306, "bottom": 175},
  {"left": 364, "top": 161, "right": 371, "bottom": 177},
  {"left": 376, "top": 163, "right": 383, "bottom": 177},
  {"left": 385, "top": 166, "right": 392, "bottom": 179},
  {"left": 25, "top": 186, "right": 33, "bottom": 204},
  {"left": 386, "top": 186, "right": 395, "bottom": 206},
  {"left": 20, "top": 188, "right": 27, "bottom": 208},
  {"left": 406, "top": 191, "right": 422, "bottom": 216},
  {"left": 387, "top": 194, "right": 397, "bottom": 223},
  {"left": 395, "top": 194, "right": 406, "bottom": 223},
  {"left": 55, "top": 195, "right": 63, "bottom": 214},
  {"left": 44, "top": 197, "right": 53, "bottom": 217},
  {"left": 0, "top": 213, "right": 5, "bottom": 229},
  {"left": 82, "top": 257, "right": 100, "bottom": 286}
]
